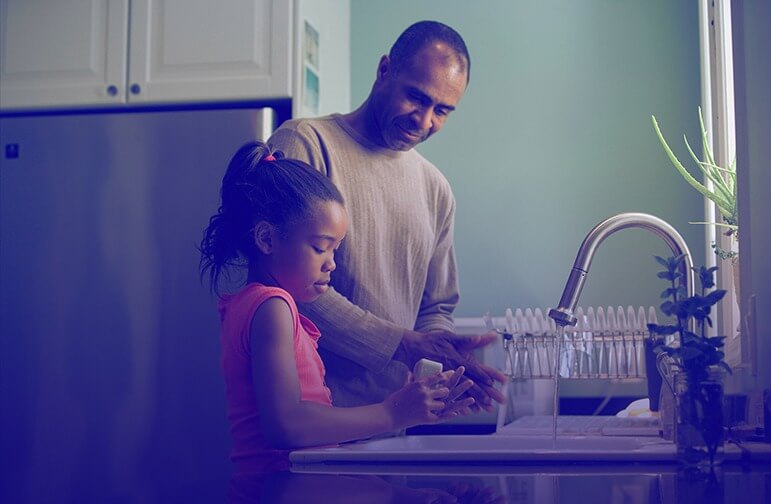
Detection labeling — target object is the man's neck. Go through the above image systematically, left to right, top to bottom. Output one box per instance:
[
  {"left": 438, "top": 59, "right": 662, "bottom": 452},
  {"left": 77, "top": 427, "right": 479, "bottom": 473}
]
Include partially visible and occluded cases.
[{"left": 341, "top": 100, "right": 388, "bottom": 149}]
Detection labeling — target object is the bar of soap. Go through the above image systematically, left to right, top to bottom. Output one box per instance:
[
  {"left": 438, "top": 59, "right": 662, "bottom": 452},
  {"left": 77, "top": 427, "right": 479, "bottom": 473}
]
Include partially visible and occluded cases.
[{"left": 413, "top": 358, "right": 443, "bottom": 379}]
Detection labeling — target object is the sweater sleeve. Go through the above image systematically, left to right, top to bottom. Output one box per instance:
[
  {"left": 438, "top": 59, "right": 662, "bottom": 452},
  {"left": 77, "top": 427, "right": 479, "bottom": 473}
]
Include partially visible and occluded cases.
[
  {"left": 268, "top": 122, "right": 406, "bottom": 373},
  {"left": 414, "top": 187, "right": 459, "bottom": 333},
  {"left": 298, "top": 290, "right": 405, "bottom": 373}
]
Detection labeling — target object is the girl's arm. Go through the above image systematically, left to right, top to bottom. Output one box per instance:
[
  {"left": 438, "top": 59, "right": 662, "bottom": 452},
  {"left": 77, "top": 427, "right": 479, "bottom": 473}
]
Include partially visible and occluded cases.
[{"left": 250, "top": 297, "right": 471, "bottom": 449}]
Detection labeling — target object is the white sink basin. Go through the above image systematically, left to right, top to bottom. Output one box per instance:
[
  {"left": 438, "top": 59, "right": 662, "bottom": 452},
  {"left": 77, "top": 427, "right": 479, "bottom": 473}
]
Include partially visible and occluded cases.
[
  {"left": 290, "top": 434, "right": 675, "bottom": 465},
  {"left": 349, "top": 434, "right": 647, "bottom": 451}
]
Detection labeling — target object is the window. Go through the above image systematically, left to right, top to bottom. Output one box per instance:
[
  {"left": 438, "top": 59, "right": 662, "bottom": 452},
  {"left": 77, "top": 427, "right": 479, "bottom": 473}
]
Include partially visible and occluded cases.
[{"left": 699, "top": 0, "right": 744, "bottom": 368}]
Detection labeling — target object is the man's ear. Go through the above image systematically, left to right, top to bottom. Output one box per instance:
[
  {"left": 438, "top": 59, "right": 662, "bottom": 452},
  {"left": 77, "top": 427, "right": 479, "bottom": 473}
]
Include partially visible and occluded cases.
[
  {"left": 376, "top": 54, "right": 391, "bottom": 82},
  {"left": 253, "top": 221, "right": 275, "bottom": 254}
]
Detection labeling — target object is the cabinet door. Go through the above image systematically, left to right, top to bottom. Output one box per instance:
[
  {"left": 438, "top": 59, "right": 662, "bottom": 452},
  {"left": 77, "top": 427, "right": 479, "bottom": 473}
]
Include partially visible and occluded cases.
[
  {"left": 0, "top": 0, "right": 129, "bottom": 110},
  {"left": 127, "top": 0, "right": 292, "bottom": 103}
]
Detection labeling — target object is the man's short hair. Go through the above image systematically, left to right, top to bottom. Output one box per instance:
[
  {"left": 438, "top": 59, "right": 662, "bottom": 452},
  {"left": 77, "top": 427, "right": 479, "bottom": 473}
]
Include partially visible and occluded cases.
[{"left": 388, "top": 20, "right": 470, "bottom": 82}]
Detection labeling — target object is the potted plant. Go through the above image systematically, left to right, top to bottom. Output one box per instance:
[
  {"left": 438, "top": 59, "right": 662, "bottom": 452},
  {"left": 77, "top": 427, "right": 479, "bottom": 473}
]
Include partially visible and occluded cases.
[
  {"left": 651, "top": 108, "right": 740, "bottom": 305},
  {"left": 651, "top": 108, "right": 737, "bottom": 254},
  {"left": 648, "top": 255, "right": 731, "bottom": 468}
]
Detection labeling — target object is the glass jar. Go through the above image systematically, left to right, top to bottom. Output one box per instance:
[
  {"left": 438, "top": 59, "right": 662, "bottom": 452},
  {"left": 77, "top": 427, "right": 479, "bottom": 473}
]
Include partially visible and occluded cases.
[{"left": 673, "top": 367, "right": 726, "bottom": 468}]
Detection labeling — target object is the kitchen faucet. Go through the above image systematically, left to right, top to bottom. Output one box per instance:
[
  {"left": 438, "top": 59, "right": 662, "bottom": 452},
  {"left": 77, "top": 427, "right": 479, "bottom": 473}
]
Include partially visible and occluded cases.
[{"left": 548, "top": 213, "right": 694, "bottom": 328}]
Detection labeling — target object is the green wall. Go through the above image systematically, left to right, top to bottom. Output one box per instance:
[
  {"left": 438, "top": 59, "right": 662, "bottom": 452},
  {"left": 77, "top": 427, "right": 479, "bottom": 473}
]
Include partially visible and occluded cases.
[{"left": 351, "top": 0, "right": 706, "bottom": 319}]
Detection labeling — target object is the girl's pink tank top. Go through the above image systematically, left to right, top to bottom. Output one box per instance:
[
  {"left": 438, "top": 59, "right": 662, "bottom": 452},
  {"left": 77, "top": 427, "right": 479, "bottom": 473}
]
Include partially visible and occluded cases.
[{"left": 218, "top": 283, "right": 332, "bottom": 473}]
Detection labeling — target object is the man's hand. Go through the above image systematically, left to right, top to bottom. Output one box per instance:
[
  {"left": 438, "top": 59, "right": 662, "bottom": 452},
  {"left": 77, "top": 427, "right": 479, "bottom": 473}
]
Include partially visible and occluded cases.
[{"left": 397, "top": 330, "right": 507, "bottom": 412}]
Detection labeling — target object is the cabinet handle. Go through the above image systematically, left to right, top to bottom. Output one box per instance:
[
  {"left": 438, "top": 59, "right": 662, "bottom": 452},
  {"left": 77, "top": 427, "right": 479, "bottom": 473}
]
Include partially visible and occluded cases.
[
  {"left": 130, "top": 83, "right": 141, "bottom": 95},
  {"left": 106, "top": 85, "right": 118, "bottom": 96}
]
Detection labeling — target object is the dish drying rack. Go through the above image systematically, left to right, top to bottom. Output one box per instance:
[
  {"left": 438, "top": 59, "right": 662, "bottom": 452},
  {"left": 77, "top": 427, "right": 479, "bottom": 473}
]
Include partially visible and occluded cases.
[{"left": 484, "top": 306, "right": 659, "bottom": 380}]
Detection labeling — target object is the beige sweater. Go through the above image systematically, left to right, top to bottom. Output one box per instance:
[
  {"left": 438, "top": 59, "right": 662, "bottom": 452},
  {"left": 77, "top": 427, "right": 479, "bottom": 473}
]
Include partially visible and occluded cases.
[{"left": 268, "top": 115, "right": 459, "bottom": 406}]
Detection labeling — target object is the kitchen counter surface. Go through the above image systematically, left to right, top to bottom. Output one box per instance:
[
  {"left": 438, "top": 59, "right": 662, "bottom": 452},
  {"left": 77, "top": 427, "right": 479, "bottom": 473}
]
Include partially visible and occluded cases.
[
  {"left": 281, "top": 429, "right": 771, "bottom": 502},
  {"left": 231, "top": 463, "right": 769, "bottom": 503}
]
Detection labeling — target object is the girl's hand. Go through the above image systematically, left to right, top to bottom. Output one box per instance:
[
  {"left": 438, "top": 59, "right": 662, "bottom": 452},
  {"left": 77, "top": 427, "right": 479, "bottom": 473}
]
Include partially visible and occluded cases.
[
  {"left": 398, "top": 330, "right": 507, "bottom": 413},
  {"left": 435, "top": 366, "right": 475, "bottom": 419},
  {"left": 383, "top": 367, "right": 475, "bottom": 430},
  {"left": 382, "top": 372, "right": 447, "bottom": 429}
]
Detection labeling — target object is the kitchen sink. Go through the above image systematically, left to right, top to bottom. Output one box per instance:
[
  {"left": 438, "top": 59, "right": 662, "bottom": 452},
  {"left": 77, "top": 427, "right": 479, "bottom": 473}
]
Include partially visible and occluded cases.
[{"left": 290, "top": 434, "right": 675, "bottom": 465}]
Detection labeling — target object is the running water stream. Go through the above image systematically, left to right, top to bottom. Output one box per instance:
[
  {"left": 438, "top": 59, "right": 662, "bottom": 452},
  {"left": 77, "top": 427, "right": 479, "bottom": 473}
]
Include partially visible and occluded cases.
[{"left": 552, "top": 326, "right": 564, "bottom": 447}]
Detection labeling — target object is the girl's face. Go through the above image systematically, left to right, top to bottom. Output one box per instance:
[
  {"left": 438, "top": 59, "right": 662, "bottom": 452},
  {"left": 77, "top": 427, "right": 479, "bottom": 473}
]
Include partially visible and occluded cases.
[{"left": 267, "top": 200, "right": 348, "bottom": 303}]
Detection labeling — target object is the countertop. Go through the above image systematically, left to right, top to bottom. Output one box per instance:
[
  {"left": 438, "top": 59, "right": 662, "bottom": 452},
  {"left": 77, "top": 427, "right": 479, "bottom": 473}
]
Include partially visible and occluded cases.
[{"left": 230, "top": 463, "right": 770, "bottom": 503}]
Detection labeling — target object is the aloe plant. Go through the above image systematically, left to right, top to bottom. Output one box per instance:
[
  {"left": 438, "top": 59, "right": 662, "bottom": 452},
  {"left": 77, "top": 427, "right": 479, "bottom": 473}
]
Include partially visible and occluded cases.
[{"left": 651, "top": 108, "right": 738, "bottom": 238}]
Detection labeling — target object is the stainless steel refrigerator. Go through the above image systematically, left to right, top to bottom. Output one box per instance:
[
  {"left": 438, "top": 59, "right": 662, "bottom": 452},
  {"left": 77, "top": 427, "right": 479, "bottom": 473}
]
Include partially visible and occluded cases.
[{"left": 0, "top": 107, "right": 277, "bottom": 502}]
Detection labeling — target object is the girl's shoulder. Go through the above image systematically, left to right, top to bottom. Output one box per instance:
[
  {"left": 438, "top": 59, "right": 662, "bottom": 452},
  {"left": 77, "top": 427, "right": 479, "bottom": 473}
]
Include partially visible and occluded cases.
[{"left": 218, "top": 283, "right": 299, "bottom": 322}]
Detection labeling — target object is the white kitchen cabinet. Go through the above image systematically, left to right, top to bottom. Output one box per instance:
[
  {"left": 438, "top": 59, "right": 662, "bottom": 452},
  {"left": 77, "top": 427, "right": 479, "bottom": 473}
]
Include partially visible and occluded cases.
[
  {"left": 0, "top": 0, "right": 293, "bottom": 109},
  {"left": 0, "top": 0, "right": 129, "bottom": 108},
  {"left": 127, "top": 0, "right": 291, "bottom": 104}
]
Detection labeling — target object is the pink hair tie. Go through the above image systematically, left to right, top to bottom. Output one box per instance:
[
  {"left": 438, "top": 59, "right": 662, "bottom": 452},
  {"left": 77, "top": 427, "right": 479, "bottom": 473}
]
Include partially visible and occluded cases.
[{"left": 264, "top": 154, "right": 276, "bottom": 161}]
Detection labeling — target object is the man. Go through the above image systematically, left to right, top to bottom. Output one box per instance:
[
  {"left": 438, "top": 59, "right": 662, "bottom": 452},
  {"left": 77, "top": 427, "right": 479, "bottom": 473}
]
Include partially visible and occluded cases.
[{"left": 269, "top": 20, "right": 505, "bottom": 412}]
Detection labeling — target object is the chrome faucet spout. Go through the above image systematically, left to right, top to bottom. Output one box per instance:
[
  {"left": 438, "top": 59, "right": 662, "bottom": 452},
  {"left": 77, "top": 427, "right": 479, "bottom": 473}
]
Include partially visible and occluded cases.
[{"left": 548, "top": 213, "right": 694, "bottom": 327}]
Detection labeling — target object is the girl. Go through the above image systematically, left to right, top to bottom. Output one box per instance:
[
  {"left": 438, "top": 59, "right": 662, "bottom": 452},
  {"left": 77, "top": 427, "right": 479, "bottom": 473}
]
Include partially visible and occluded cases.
[{"left": 200, "top": 141, "right": 473, "bottom": 473}]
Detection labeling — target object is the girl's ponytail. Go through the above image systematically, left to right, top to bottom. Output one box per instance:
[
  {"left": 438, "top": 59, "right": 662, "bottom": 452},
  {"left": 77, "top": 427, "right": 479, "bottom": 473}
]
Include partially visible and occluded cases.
[{"left": 199, "top": 208, "right": 240, "bottom": 293}]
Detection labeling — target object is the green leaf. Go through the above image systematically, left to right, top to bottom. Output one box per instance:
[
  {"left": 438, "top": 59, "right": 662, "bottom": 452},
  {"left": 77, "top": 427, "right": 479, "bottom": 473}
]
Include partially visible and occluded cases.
[
  {"left": 698, "top": 107, "right": 716, "bottom": 166},
  {"left": 651, "top": 113, "right": 737, "bottom": 222},
  {"left": 685, "top": 135, "right": 734, "bottom": 208},
  {"left": 698, "top": 265, "right": 718, "bottom": 289},
  {"left": 657, "top": 271, "right": 675, "bottom": 281},
  {"left": 704, "top": 289, "right": 727, "bottom": 305},
  {"left": 647, "top": 323, "right": 678, "bottom": 335},
  {"left": 682, "top": 331, "right": 700, "bottom": 343},
  {"left": 707, "top": 336, "right": 726, "bottom": 348}
]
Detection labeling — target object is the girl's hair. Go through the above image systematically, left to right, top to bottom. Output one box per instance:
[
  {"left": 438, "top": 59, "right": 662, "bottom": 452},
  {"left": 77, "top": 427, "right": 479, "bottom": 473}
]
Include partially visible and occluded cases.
[{"left": 199, "top": 140, "right": 344, "bottom": 293}]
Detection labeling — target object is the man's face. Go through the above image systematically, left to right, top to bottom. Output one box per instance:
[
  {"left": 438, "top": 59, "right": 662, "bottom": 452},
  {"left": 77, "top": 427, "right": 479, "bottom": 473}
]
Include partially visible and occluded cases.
[{"left": 371, "top": 43, "right": 467, "bottom": 151}]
